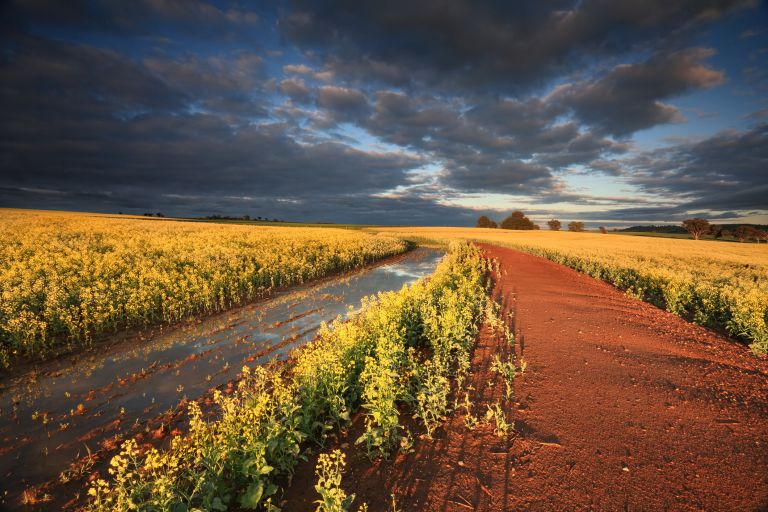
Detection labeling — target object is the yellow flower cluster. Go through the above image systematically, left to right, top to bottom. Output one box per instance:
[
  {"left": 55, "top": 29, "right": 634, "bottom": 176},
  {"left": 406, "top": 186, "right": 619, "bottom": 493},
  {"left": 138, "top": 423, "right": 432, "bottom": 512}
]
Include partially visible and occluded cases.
[
  {"left": 0, "top": 209, "right": 407, "bottom": 366},
  {"left": 372, "top": 227, "right": 768, "bottom": 353},
  {"left": 314, "top": 449, "right": 355, "bottom": 511}
]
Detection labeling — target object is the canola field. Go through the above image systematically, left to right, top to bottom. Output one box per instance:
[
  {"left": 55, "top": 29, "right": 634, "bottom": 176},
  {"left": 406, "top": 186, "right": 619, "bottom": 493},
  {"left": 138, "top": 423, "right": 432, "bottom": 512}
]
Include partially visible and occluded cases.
[
  {"left": 0, "top": 209, "right": 407, "bottom": 367},
  {"left": 370, "top": 227, "right": 768, "bottom": 354},
  {"left": 86, "top": 242, "right": 490, "bottom": 511}
]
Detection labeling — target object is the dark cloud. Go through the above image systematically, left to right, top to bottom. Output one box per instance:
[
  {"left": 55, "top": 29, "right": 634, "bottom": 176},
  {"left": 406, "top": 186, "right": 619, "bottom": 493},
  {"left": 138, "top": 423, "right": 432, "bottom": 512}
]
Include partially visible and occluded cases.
[
  {"left": 0, "top": 0, "right": 765, "bottom": 224},
  {"left": 1, "top": 0, "right": 260, "bottom": 39},
  {"left": 280, "top": 0, "right": 751, "bottom": 92},
  {"left": 0, "top": 36, "right": 182, "bottom": 116},
  {"left": 0, "top": 38, "right": 423, "bottom": 205},
  {"left": 551, "top": 48, "right": 725, "bottom": 136},
  {"left": 142, "top": 51, "right": 268, "bottom": 116},
  {"left": 143, "top": 52, "right": 264, "bottom": 94},
  {"left": 279, "top": 78, "right": 312, "bottom": 101},
  {"left": 316, "top": 85, "right": 370, "bottom": 121},
  {"left": 362, "top": 92, "right": 627, "bottom": 192},
  {"left": 365, "top": 92, "right": 461, "bottom": 146},
  {"left": 465, "top": 98, "right": 558, "bottom": 137},
  {"left": 0, "top": 113, "right": 423, "bottom": 199},
  {"left": 624, "top": 122, "right": 768, "bottom": 210},
  {"left": 535, "top": 131, "right": 630, "bottom": 167},
  {"left": 440, "top": 160, "right": 556, "bottom": 195},
  {"left": 585, "top": 160, "right": 625, "bottom": 176},
  {"left": 0, "top": 185, "right": 483, "bottom": 226}
]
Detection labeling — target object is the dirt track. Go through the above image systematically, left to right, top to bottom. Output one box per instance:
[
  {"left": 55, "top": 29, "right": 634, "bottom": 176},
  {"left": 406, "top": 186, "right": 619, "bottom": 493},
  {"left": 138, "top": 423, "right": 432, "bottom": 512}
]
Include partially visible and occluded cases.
[{"left": 284, "top": 244, "right": 768, "bottom": 511}]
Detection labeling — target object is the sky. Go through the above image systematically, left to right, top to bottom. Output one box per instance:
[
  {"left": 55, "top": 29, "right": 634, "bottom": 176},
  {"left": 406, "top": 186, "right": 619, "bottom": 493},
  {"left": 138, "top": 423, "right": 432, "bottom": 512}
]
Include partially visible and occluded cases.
[{"left": 0, "top": 0, "right": 767, "bottom": 227}]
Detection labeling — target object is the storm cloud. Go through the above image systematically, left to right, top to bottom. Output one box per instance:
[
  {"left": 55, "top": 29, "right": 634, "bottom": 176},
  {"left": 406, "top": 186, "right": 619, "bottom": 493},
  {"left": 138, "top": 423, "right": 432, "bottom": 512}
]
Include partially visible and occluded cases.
[
  {"left": 0, "top": 0, "right": 766, "bottom": 225},
  {"left": 280, "top": 0, "right": 752, "bottom": 92},
  {"left": 551, "top": 48, "right": 726, "bottom": 136},
  {"left": 625, "top": 122, "right": 768, "bottom": 210}
]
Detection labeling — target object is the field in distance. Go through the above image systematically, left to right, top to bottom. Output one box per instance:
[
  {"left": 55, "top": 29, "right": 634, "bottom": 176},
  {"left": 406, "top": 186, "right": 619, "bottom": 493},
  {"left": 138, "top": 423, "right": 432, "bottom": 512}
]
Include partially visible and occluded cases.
[{"left": 368, "top": 227, "right": 768, "bottom": 354}]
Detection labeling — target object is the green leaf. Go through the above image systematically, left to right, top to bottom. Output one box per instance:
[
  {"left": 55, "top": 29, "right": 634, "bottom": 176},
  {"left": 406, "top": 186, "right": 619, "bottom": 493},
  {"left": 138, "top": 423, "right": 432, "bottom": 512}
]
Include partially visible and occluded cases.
[
  {"left": 239, "top": 482, "right": 264, "bottom": 509},
  {"left": 342, "top": 494, "right": 356, "bottom": 508},
  {"left": 211, "top": 497, "right": 228, "bottom": 511}
]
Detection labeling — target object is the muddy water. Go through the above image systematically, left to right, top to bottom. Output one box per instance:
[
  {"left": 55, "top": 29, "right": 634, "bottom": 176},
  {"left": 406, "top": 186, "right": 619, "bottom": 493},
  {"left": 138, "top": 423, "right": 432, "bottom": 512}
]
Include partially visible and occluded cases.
[{"left": 0, "top": 248, "right": 443, "bottom": 502}]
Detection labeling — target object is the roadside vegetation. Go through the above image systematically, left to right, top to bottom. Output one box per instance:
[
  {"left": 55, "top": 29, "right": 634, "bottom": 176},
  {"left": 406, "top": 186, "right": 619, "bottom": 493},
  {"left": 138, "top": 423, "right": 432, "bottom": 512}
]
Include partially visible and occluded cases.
[
  {"left": 0, "top": 209, "right": 408, "bottom": 368},
  {"left": 371, "top": 227, "right": 768, "bottom": 354},
  {"left": 85, "top": 242, "right": 491, "bottom": 511}
]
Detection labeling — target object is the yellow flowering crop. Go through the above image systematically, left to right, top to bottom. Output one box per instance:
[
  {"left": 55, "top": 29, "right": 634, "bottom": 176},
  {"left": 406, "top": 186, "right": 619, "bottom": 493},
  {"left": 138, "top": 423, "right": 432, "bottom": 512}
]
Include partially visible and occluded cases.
[
  {"left": 0, "top": 209, "right": 407, "bottom": 367},
  {"left": 370, "top": 227, "right": 768, "bottom": 353},
  {"left": 85, "top": 242, "right": 490, "bottom": 511}
]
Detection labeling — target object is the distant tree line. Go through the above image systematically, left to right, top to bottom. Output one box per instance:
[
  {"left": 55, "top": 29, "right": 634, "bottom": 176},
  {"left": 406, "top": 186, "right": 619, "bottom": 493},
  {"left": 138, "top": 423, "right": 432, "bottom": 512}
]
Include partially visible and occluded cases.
[
  {"left": 476, "top": 211, "right": 538, "bottom": 229},
  {"left": 129, "top": 212, "right": 289, "bottom": 222},
  {"left": 476, "top": 212, "right": 592, "bottom": 232},
  {"left": 477, "top": 213, "right": 767, "bottom": 242},
  {"left": 203, "top": 214, "right": 284, "bottom": 222},
  {"left": 475, "top": 215, "right": 497, "bottom": 228},
  {"left": 682, "top": 218, "right": 768, "bottom": 243},
  {"left": 622, "top": 222, "right": 768, "bottom": 241},
  {"left": 618, "top": 224, "right": 687, "bottom": 234}
]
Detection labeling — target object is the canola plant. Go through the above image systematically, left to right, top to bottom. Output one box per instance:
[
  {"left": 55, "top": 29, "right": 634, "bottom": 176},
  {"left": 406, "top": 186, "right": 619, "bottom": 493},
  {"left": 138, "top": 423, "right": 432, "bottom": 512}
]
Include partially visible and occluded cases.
[
  {"left": 0, "top": 209, "right": 407, "bottom": 367},
  {"left": 372, "top": 227, "right": 768, "bottom": 354}
]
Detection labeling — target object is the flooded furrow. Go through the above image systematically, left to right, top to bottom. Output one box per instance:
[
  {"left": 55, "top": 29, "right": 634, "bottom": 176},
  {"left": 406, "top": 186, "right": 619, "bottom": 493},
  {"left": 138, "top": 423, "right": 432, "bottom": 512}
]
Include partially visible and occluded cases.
[{"left": 0, "top": 248, "right": 444, "bottom": 504}]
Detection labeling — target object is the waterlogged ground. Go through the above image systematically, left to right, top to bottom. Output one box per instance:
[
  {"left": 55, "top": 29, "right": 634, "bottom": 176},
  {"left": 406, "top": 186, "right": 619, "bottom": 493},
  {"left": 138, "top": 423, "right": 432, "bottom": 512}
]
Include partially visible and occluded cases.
[{"left": 0, "top": 248, "right": 443, "bottom": 506}]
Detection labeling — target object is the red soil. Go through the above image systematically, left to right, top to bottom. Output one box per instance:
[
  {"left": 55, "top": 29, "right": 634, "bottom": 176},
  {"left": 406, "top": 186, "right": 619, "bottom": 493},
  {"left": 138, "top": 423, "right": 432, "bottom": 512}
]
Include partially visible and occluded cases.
[{"left": 283, "top": 244, "right": 768, "bottom": 511}]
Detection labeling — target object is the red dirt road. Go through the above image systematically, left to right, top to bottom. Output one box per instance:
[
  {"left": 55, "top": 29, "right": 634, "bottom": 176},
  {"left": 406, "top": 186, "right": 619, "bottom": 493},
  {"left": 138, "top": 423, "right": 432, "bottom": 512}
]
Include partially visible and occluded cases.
[{"left": 284, "top": 245, "right": 768, "bottom": 511}]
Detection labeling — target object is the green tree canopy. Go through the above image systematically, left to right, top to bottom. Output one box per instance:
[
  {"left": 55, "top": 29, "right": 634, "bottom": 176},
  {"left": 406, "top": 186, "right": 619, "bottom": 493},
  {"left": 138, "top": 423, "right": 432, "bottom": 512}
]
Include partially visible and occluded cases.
[
  {"left": 500, "top": 211, "right": 535, "bottom": 230},
  {"left": 476, "top": 215, "right": 497, "bottom": 228}
]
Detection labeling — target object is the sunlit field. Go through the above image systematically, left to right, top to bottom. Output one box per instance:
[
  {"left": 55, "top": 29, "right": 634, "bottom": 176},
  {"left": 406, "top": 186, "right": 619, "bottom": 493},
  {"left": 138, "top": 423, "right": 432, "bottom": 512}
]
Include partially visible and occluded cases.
[
  {"left": 0, "top": 209, "right": 407, "bottom": 367},
  {"left": 369, "top": 227, "right": 768, "bottom": 353},
  {"left": 85, "top": 242, "right": 489, "bottom": 511}
]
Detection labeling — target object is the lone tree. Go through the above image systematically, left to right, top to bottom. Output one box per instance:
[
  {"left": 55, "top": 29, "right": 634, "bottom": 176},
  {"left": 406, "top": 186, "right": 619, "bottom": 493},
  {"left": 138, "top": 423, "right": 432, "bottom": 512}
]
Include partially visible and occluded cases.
[
  {"left": 500, "top": 211, "right": 535, "bottom": 230},
  {"left": 476, "top": 215, "right": 497, "bottom": 228},
  {"left": 682, "top": 218, "right": 710, "bottom": 240},
  {"left": 547, "top": 219, "right": 561, "bottom": 231},
  {"left": 568, "top": 221, "right": 585, "bottom": 232},
  {"left": 598, "top": 226, "right": 607, "bottom": 234}
]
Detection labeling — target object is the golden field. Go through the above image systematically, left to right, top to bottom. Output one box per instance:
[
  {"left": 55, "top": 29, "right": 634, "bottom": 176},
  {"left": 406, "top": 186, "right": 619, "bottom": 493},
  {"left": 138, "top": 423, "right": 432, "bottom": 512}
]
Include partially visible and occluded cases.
[
  {"left": 0, "top": 209, "right": 407, "bottom": 367},
  {"left": 2, "top": 209, "right": 764, "bottom": 367},
  {"left": 368, "top": 227, "right": 768, "bottom": 353},
  {"left": 85, "top": 242, "right": 489, "bottom": 511}
]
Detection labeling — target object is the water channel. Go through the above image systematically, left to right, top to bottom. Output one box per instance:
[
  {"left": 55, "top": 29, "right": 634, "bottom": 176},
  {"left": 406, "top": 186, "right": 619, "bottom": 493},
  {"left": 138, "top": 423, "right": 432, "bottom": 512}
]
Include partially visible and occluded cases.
[{"left": 0, "top": 248, "right": 444, "bottom": 505}]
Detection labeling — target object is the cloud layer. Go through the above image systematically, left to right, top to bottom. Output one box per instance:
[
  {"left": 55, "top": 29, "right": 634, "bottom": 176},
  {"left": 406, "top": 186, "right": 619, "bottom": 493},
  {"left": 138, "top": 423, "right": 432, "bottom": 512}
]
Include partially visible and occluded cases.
[{"left": 0, "top": 0, "right": 766, "bottom": 225}]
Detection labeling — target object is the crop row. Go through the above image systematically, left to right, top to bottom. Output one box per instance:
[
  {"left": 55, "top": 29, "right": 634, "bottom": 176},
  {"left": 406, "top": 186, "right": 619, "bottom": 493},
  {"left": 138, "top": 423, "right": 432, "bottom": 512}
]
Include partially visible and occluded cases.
[
  {"left": 0, "top": 210, "right": 408, "bottom": 367},
  {"left": 373, "top": 228, "right": 768, "bottom": 354},
  {"left": 85, "top": 241, "right": 490, "bottom": 511},
  {"left": 510, "top": 244, "right": 768, "bottom": 353}
]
